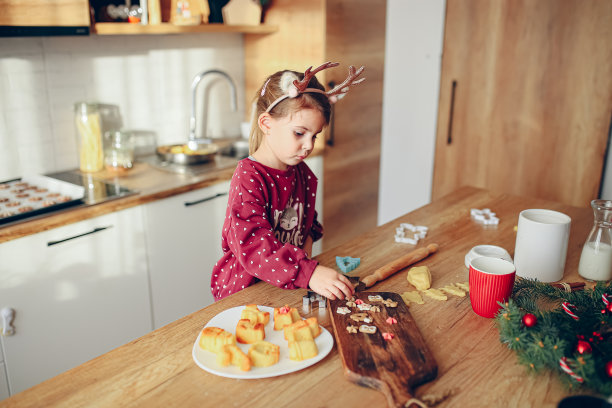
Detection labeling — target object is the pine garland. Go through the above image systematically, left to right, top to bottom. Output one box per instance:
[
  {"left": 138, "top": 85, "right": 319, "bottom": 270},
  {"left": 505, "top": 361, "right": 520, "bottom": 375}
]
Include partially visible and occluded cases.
[{"left": 495, "top": 278, "right": 611, "bottom": 396}]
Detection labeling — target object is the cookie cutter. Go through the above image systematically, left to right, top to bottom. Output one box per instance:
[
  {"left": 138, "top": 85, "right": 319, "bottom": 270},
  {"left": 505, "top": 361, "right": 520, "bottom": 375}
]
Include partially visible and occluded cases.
[
  {"left": 470, "top": 208, "right": 499, "bottom": 225},
  {"left": 394, "top": 223, "right": 428, "bottom": 245},
  {"left": 336, "top": 256, "right": 361, "bottom": 273},
  {"left": 305, "top": 291, "right": 327, "bottom": 309}
]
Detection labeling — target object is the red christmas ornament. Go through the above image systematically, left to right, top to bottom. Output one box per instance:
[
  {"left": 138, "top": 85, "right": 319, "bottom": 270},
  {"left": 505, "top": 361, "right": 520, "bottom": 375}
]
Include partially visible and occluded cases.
[
  {"left": 607, "top": 302, "right": 612, "bottom": 313},
  {"left": 522, "top": 313, "right": 537, "bottom": 327},
  {"left": 576, "top": 340, "right": 592, "bottom": 355},
  {"left": 606, "top": 361, "right": 612, "bottom": 378}
]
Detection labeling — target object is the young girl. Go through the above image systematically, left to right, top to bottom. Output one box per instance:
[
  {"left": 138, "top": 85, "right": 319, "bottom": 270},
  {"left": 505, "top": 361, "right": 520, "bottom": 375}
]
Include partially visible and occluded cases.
[{"left": 211, "top": 62, "right": 364, "bottom": 301}]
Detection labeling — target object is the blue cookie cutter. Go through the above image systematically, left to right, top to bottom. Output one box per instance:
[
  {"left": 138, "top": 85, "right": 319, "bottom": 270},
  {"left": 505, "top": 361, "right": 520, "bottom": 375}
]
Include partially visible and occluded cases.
[{"left": 336, "top": 256, "right": 361, "bottom": 273}]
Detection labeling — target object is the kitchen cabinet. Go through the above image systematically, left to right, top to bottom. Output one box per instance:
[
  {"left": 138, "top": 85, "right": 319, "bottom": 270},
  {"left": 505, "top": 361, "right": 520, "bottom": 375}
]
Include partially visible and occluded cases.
[
  {"left": 0, "top": 0, "right": 90, "bottom": 36},
  {"left": 0, "top": 0, "right": 90, "bottom": 26},
  {"left": 244, "top": 0, "right": 386, "bottom": 250},
  {"left": 432, "top": 0, "right": 612, "bottom": 206},
  {"left": 93, "top": 22, "right": 277, "bottom": 35},
  {"left": 305, "top": 156, "right": 324, "bottom": 256},
  {"left": 143, "top": 157, "right": 323, "bottom": 329},
  {"left": 143, "top": 180, "right": 231, "bottom": 329},
  {"left": 0, "top": 206, "right": 152, "bottom": 396},
  {"left": 0, "top": 351, "right": 8, "bottom": 401},
  {"left": 0, "top": 365, "right": 8, "bottom": 401}
]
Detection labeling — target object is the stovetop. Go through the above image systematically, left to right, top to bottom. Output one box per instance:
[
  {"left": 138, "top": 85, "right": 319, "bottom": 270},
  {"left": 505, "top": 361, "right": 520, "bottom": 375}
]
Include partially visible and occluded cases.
[
  {"left": 0, "top": 170, "right": 137, "bottom": 228},
  {"left": 46, "top": 170, "right": 137, "bottom": 205}
]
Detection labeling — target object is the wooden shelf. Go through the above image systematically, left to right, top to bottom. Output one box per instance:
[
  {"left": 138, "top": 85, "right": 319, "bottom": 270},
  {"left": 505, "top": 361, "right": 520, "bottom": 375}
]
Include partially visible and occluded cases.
[{"left": 93, "top": 22, "right": 277, "bottom": 35}]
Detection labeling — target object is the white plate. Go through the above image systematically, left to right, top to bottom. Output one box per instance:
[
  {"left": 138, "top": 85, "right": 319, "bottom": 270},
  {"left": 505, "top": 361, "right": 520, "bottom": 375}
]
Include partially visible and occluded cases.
[{"left": 192, "top": 305, "right": 333, "bottom": 379}]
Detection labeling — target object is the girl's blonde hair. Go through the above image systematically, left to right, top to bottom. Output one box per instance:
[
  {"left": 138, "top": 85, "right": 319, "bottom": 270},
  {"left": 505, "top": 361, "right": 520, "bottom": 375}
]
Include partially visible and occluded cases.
[{"left": 248, "top": 70, "right": 331, "bottom": 155}]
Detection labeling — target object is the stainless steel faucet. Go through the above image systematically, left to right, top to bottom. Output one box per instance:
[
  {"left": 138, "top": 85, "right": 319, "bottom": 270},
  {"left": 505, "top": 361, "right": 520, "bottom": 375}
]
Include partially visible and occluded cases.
[{"left": 188, "top": 69, "right": 238, "bottom": 150}]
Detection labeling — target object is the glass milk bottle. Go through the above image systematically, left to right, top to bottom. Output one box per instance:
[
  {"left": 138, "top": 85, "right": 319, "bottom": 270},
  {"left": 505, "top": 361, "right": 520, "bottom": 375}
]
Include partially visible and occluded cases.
[
  {"left": 74, "top": 102, "right": 104, "bottom": 173},
  {"left": 578, "top": 199, "right": 612, "bottom": 281}
]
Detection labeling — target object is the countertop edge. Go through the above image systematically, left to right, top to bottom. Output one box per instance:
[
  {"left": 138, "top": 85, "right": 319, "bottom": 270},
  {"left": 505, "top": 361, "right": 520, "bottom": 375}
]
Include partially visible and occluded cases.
[{"left": 0, "top": 165, "right": 236, "bottom": 244}]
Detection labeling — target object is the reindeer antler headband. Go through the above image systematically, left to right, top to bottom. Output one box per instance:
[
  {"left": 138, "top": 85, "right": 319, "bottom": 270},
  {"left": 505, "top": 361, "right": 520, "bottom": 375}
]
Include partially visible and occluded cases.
[{"left": 263, "top": 62, "right": 365, "bottom": 113}]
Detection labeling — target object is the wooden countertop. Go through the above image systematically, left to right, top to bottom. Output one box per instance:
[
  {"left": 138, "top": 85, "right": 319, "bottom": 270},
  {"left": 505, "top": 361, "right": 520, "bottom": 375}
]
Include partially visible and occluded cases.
[{"left": 0, "top": 186, "right": 595, "bottom": 407}]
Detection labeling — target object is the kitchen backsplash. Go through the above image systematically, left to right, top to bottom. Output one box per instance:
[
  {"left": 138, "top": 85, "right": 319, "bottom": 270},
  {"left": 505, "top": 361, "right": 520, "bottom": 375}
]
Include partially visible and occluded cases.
[{"left": 0, "top": 33, "right": 246, "bottom": 181}]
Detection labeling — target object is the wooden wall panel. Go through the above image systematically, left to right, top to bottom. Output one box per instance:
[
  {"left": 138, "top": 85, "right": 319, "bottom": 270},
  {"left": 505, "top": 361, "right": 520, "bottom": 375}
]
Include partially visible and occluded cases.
[
  {"left": 323, "top": 0, "right": 386, "bottom": 250},
  {"left": 432, "top": 0, "right": 612, "bottom": 207}
]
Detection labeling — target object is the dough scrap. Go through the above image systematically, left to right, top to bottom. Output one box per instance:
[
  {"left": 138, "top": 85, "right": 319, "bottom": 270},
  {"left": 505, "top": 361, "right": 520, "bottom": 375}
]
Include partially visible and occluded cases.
[
  {"left": 407, "top": 266, "right": 432, "bottom": 291},
  {"left": 455, "top": 282, "right": 469, "bottom": 291},
  {"left": 441, "top": 284, "right": 466, "bottom": 297},
  {"left": 422, "top": 288, "right": 448, "bottom": 301},
  {"left": 401, "top": 291, "right": 424, "bottom": 305}
]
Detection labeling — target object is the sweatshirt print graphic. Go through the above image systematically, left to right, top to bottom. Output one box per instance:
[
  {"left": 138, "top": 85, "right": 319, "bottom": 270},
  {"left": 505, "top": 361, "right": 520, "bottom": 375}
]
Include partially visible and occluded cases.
[{"left": 211, "top": 158, "right": 323, "bottom": 300}]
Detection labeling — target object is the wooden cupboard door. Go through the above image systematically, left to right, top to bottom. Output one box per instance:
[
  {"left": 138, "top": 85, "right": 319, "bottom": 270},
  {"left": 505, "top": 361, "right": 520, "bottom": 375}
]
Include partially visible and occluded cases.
[
  {"left": 323, "top": 0, "right": 386, "bottom": 250},
  {"left": 432, "top": 0, "right": 612, "bottom": 206}
]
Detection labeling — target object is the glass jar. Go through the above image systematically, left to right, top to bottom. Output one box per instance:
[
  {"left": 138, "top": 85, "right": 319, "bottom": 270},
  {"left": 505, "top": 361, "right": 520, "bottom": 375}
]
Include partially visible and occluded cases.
[
  {"left": 74, "top": 102, "right": 104, "bottom": 173},
  {"left": 104, "top": 130, "right": 134, "bottom": 172},
  {"left": 578, "top": 199, "right": 612, "bottom": 281}
]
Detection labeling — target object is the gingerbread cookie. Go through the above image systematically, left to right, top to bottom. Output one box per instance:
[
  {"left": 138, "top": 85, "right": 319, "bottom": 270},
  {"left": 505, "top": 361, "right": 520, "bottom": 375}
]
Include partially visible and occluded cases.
[
  {"left": 382, "top": 298, "right": 398, "bottom": 308},
  {"left": 357, "top": 303, "right": 372, "bottom": 311},
  {"left": 336, "top": 307, "right": 351, "bottom": 315},
  {"left": 350, "top": 313, "right": 372, "bottom": 323},
  {"left": 359, "top": 325, "right": 377, "bottom": 334}
]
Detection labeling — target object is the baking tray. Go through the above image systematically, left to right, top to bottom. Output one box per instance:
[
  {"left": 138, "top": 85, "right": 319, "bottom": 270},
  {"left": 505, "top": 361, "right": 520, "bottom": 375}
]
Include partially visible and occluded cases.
[{"left": 0, "top": 175, "right": 85, "bottom": 225}]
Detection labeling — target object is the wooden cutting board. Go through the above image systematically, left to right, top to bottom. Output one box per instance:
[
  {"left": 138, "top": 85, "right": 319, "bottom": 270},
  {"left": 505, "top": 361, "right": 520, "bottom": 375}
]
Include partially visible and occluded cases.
[{"left": 328, "top": 291, "right": 437, "bottom": 408}]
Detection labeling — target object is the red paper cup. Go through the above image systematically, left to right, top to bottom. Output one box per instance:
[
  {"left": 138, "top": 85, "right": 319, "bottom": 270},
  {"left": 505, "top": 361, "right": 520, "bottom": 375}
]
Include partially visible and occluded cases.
[{"left": 469, "top": 257, "right": 516, "bottom": 318}]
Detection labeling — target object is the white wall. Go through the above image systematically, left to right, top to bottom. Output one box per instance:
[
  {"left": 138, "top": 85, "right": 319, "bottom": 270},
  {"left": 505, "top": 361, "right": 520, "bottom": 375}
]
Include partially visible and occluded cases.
[
  {"left": 378, "top": 0, "right": 446, "bottom": 225},
  {"left": 0, "top": 34, "right": 245, "bottom": 181}
]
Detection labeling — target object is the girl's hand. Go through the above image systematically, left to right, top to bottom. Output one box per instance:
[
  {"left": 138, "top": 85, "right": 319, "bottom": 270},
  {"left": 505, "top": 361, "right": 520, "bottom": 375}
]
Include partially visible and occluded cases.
[{"left": 308, "top": 265, "right": 355, "bottom": 300}]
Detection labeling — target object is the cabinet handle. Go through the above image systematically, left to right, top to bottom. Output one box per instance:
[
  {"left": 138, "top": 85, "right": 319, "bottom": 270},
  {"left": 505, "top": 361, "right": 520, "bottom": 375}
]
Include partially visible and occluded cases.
[
  {"left": 447, "top": 80, "right": 457, "bottom": 145},
  {"left": 326, "top": 81, "right": 335, "bottom": 147},
  {"left": 184, "top": 192, "right": 228, "bottom": 207},
  {"left": 47, "top": 226, "right": 112, "bottom": 246}
]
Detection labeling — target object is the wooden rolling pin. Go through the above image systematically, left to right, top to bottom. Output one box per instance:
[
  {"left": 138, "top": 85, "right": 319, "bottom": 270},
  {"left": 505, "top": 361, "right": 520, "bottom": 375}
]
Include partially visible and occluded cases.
[{"left": 362, "top": 243, "right": 439, "bottom": 288}]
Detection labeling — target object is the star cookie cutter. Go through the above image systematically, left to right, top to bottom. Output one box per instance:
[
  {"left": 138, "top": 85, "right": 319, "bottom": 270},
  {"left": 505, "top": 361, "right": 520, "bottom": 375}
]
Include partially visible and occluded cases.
[
  {"left": 470, "top": 208, "right": 499, "bottom": 225},
  {"left": 394, "top": 223, "right": 428, "bottom": 245},
  {"left": 336, "top": 256, "right": 361, "bottom": 273}
]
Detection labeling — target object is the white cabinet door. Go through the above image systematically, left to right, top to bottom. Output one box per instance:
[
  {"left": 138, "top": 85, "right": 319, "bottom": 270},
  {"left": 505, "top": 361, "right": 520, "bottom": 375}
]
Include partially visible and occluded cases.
[
  {"left": 304, "top": 156, "right": 323, "bottom": 256},
  {"left": 143, "top": 181, "right": 230, "bottom": 329},
  {"left": 0, "top": 207, "right": 152, "bottom": 395},
  {"left": 0, "top": 363, "right": 8, "bottom": 401}
]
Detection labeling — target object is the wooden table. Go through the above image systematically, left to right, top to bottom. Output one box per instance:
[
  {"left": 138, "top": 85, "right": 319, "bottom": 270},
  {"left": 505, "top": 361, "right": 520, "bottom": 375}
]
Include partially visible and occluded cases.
[{"left": 0, "top": 186, "right": 595, "bottom": 407}]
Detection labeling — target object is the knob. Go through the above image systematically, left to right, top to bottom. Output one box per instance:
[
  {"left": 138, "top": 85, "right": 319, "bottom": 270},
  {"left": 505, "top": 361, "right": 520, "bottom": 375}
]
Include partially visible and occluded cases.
[{"left": 1, "top": 307, "right": 15, "bottom": 336}]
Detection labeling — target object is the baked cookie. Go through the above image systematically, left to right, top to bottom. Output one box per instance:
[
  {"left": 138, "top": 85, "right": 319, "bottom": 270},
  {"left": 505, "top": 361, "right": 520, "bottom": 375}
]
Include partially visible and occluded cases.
[{"left": 359, "top": 325, "right": 377, "bottom": 334}]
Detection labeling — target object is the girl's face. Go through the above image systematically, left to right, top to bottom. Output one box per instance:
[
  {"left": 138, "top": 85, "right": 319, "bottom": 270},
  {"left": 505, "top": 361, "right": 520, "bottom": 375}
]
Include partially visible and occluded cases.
[{"left": 257, "top": 108, "right": 326, "bottom": 171}]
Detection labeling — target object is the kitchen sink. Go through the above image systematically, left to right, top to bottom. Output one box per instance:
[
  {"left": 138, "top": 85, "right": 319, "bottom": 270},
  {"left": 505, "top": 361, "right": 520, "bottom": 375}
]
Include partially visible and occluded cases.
[{"left": 217, "top": 139, "right": 249, "bottom": 159}]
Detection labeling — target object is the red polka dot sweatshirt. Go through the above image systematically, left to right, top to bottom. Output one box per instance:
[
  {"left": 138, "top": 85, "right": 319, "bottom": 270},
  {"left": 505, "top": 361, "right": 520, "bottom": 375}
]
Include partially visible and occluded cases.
[{"left": 211, "top": 157, "right": 323, "bottom": 300}]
